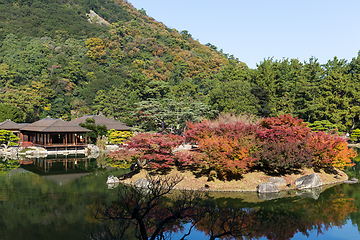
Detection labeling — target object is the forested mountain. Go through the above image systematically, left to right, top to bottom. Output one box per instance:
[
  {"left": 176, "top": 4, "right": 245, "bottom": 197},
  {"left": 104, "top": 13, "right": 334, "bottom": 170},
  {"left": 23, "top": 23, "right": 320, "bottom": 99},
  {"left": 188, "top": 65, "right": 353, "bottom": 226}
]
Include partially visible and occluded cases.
[
  {"left": 0, "top": 0, "right": 245, "bottom": 129},
  {"left": 1, "top": 0, "right": 360, "bottom": 133}
]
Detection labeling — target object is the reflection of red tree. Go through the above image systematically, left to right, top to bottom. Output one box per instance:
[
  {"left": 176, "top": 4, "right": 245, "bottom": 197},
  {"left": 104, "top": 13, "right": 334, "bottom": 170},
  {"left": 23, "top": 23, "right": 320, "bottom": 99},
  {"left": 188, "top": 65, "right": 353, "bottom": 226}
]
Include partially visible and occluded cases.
[
  {"left": 19, "top": 160, "right": 34, "bottom": 165},
  {"left": 189, "top": 190, "right": 356, "bottom": 240},
  {"left": 89, "top": 193, "right": 356, "bottom": 240},
  {"left": 249, "top": 194, "right": 357, "bottom": 239},
  {"left": 296, "top": 195, "right": 357, "bottom": 230},
  {"left": 194, "top": 207, "right": 253, "bottom": 239}
]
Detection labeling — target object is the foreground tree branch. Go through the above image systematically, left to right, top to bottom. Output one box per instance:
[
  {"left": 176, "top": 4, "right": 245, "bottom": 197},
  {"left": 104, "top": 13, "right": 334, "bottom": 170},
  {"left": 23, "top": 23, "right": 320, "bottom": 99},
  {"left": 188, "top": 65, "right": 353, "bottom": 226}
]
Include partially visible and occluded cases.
[{"left": 89, "top": 174, "right": 251, "bottom": 239}]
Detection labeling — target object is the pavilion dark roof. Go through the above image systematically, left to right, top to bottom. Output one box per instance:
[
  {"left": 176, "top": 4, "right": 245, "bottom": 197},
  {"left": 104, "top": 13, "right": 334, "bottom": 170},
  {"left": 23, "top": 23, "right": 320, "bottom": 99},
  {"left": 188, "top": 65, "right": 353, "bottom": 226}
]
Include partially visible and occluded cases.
[
  {"left": 70, "top": 115, "right": 130, "bottom": 131},
  {"left": 20, "top": 117, "right": 90, "bottom": 133},
  {"left": 0, "top": 119, "right": 20, "bottom": 130}
]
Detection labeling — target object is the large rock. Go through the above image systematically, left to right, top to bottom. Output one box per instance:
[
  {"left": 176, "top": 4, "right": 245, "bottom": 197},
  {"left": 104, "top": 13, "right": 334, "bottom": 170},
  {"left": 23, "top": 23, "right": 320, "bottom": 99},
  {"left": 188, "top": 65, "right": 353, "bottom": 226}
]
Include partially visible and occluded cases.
[
  {"left": 86, "top": 10, "right": 111, "bottom": 26},
  {"left": 295, "top": 173, "right": 322, "bottom": 189},
  {"left": 106, "top": 175, "right": 120, "bottom": 184},
  {"left": 268, "top": 177, "right": 287, "bottom": 186},
  {"left": 257, "top": 182, "right": 280, "bottom": 193}
]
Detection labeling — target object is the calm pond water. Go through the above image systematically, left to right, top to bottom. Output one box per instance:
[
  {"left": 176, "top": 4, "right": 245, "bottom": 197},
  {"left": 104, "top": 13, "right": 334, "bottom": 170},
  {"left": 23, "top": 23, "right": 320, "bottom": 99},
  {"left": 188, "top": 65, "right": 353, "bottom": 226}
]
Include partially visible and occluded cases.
[{"left": 1, "top": 154, "right": 360, "bottom": 239}]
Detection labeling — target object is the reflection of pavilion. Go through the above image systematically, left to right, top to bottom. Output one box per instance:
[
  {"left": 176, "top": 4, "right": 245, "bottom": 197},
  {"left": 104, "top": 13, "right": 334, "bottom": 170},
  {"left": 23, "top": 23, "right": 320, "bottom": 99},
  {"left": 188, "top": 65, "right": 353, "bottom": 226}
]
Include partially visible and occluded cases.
[
  {"left": 20, "top": 155, "right": 94, "bottom": 185},
  {"left": 20, "top": 155, "right": 92, "bottom": 174}
]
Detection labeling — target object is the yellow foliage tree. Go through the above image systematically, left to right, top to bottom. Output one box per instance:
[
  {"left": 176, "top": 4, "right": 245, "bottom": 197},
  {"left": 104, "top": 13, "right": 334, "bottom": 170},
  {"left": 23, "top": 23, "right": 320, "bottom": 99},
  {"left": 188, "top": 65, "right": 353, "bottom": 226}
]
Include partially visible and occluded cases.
[
  {"left": 85, "top": 38, "right": 107, "bottom": 63},
  {"left": 107, "top": 130, "right": 133, "bottom": 144}
]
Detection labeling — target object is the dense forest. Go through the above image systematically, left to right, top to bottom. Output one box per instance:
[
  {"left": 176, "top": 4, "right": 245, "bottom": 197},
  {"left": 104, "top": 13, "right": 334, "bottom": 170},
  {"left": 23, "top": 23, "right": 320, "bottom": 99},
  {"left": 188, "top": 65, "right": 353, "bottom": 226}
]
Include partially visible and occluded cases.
[{"left": 1, "top": 0, "right": 360, "bottom": 134}]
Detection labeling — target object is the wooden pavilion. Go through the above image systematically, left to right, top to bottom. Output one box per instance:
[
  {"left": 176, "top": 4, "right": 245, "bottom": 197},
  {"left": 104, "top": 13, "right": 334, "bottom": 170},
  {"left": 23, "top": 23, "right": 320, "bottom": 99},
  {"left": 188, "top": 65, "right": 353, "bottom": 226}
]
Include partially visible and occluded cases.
[
  {"left": 70, "top": 115, "right": 130, "bottom": 131},
  {"left": 19, "top": 117, "right": 90, "bottom": 150},
  {"left": 0, "top": 119, "right": 21, "bottom": 139}
]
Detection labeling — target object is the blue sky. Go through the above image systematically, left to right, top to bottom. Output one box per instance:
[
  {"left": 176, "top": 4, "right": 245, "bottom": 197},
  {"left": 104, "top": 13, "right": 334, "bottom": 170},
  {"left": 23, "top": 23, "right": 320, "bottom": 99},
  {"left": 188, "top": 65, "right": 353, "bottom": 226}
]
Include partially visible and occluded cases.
[{"left": 128, "top": 0, "right": 360, "bottom": 69}]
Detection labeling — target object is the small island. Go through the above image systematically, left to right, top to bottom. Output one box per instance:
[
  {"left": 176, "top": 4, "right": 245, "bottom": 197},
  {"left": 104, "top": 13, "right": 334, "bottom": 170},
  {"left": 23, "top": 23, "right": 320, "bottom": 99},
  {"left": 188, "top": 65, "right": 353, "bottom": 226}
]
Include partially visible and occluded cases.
[{"left": 106, "top": 114, "right": 357, "bottom": 198}]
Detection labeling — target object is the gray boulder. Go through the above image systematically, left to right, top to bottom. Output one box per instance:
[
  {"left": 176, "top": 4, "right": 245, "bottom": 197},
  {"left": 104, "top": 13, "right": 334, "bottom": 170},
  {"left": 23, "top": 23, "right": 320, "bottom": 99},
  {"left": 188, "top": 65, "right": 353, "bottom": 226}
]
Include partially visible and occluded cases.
[
  {"left": 295, "top": 173, "right": 322, "bottom": 189},
  {"left": 106, "top": 175, "right": 120, "bottom": 184},
  {"left": 268, "top": 177, "right": 287, "bottom": 186},
  {"left": 257, "top": 182, "right": 280, "bottom": 193}
]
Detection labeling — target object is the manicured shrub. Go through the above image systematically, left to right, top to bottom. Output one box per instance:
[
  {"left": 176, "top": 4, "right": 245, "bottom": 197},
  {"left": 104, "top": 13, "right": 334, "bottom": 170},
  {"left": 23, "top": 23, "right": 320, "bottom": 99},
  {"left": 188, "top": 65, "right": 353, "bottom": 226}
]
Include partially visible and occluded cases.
[
  {"left": 150, "top": 114, "right": 357, "bottom": 179},
  {"left": 256, "top": 114, "right": 313, "bottom": 170},
  {"left": 256, "top": 114, "right": 356, "bottom": 170},
  {"left": 257, "top": 114, "right": 310, "bottom": 142},
  {"left": 185, "top": 120, "right": 213, "bottom": 144},
  {"left": 306, "top": 120, "right": 338, "bottom": 133},
  {"left": 183, "top": 121, "right": 259, "bottom": 180},
  {"left": 350, "top": 129, "right": 360, "bottom": 142},
  {"left": 0, "top": 130, "right": 19, "bottom": 146},
  {"left": 107, "top": 130, "right": 133, "bottom": 144},
  {"left": 308, "top": 131, "right": 356, "bottom": 169},
  {"left": 127, "top": 133, "right": 184, "bottom": 169},
  {"left": 197, "top": 135, "right": 258, "bottom": 179},
  {"left": 255, "top": 139, "right": 314, "bottom": 170},
  {"left": 19, "top": 141, "right": 34, "bottom": 148}
]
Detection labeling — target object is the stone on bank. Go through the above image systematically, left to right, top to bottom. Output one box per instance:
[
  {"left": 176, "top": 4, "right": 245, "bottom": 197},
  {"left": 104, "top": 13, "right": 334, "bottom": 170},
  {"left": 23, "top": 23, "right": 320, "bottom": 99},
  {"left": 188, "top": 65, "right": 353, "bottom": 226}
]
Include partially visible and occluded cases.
[{"left": 295, "top": 173, "right": 322, "bottom": 189}]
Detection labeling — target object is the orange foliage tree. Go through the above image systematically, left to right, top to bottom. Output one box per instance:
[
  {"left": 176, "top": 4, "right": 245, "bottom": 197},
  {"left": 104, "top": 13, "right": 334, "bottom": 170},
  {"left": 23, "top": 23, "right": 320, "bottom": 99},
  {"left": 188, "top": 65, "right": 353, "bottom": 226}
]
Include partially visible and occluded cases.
[
  {"left": 182, "top": 114, "right": 356, "bottom": 179},
  {"left": 256, "top": 114, "right": 314, "bottom": 171},
  {"left": 257, "top": 114, "right": 356, "bottom": 170},
  {"left": 183, "top": 120, "right": 259, "bottom": 180},
  {"left": 308, "top": 131, "right": 356, "bottom": 169},
  {"left": 127, "top": 133, "right": 184, "bottom": 170}
]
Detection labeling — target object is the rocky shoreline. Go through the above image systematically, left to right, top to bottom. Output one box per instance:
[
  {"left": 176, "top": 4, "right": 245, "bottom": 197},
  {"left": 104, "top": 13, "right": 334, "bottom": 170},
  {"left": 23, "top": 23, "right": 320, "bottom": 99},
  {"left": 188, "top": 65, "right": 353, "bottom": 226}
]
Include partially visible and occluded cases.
[{"left": 106, "top": 167, "right": 356, "bottom": 201}]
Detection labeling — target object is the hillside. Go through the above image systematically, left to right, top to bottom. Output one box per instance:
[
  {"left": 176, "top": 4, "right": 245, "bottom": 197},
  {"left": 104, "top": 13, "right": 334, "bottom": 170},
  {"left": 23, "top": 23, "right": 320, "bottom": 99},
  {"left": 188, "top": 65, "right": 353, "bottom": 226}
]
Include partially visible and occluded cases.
[
  {"left": 0, "top": 0, "right": 246, "bottom": 130},
  {"left": 2, "top": 0, "right": 360, "bottom": 134}
]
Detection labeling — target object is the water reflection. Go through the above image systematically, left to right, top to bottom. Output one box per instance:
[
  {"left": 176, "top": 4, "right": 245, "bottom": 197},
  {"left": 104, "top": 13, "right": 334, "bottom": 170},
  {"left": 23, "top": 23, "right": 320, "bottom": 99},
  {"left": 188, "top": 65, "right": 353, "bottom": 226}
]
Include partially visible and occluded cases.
[
  {"left": 24, "top": 155, "right": 90, "bottom": 172},
  {"left": 0, "top": 156, "right": 359, "bottom": 239},
  {"left": 0, "top": 166, "right": 128, "bottom": 240},
  {"left": 87, "top": 182, "right": 357, "bottom": 240}
]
